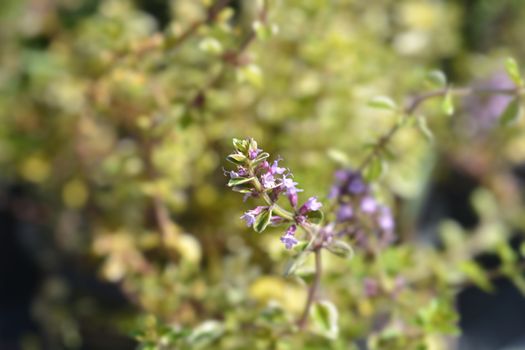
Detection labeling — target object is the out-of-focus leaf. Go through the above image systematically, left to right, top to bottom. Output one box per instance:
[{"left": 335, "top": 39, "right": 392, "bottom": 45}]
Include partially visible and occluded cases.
[
  {"left": 198, "top": 37, "right": 223, "bottom": 55},
  {"left": 505, "top": 57, "right": 523, "bottom": 86},
  {"left": 237, "top": 64, "right": 263, "bottom": 88},
  {"left": 426, "top": 70, "right": 447, "bottom": 87},
  {"left": 442, "top": 90, "right": 454, "bottom": 116},
  {"left": 368, "top": 96, "right": 398, "bottom": 111},
  {"left": 499, "top": 98, "right": 521, "bottom": 126},
  {"left": 416, "top": 116, "right": 433, "bottom": 142},
  {"left": 327, "top": 148, "right": 350, "bottom": 166},
  {"left": 364, "top": 156, "right": 384, "bottom": 182},
  {"left": 306, "top": 210, "right": 324, "bottom": 224},
  {"left": 326, "top": 240, "right": 354, "bottom": 259},
  {"left": 284, "top": 242, "right": 311, "bottom": 276},
  {"left": 459, "top": 261, "right": 493, "bottom": 292},
  {"left": 416, "top": 299, "right": 459, "bottom": 335},
  {"left": 311, "top": 300, "right": 339, "bottom": 339},
  {"left": 186, "top": 320, "right": 224, "bottom": 348}
]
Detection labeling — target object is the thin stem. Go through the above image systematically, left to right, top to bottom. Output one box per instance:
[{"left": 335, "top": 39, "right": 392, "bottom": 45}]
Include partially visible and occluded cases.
[
  {"left": 358, "top": 86, "right": 524, "bottom": 171},
  {"left": 141, "top": 136, "right": 178, "bottom": 257},
  {"left": 297, "top": 248, "right": 322, "bottom": 329}
]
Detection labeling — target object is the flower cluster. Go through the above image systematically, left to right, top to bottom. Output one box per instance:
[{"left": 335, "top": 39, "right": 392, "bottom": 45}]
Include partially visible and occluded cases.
[
  {"left": 226, "top": 138, "right": 323, "bottom": 249},
  {"left": 329, "top": 169, "right": 395, "bottom": 249}
]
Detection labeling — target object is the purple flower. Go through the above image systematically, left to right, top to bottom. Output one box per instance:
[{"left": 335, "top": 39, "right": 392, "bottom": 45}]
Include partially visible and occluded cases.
[
  {"left": 463, "top": 72, "right": 514, "bottom": 134},
  {"left": 249, "top": 148, "right": 261, "bottom": 160},
  {"left": 260, "top": 159, "right": 286, "bottom": 175},
  {"left": 270, "top": 159, "right": 286, "bottom": 175},
  {"left": 224, "top": 166, "right": 248, "bottom": 179},
  {"left": 237, "top": 167, "right": 248, "bottom": 176},
  {"left": 332, "top": 169, "right": 368, "bottom": 196},
  {"left": 334, "top": 169, "right": 350, "bottom": 182},
  {"left": 261, "top": 172, "right": 277, "bottom": 189},
  {"left": 348, "top": 175, "right": 366, "bottom": 195},
  {"left": 282, "top": 176, "right": 302, "bottom": 207},
  {"left": 328, "top": 185, "right": 340, "bottom": 199},
  {"left": 300, "top": 196, "right": 322, "bottom": 214},
  {"left": 360, "top": 196, "right": 377, "bottom": 213},
  {"left": 337, "top": 205, "right": 353, "bottom": 221},
  {"left": 240, "top": 206, "right": 266, "bottom": 227},
  {"left": 378, "top": 206, "right": 394, "bottom": 231},
  {"left": 295, "top": 215, "right": 307, "bottom": 225},
  {"left": 320, "top": 223, "right": 335, "bottom": 245},
  {"left": 280, "top": 225, "right": 298, "bottom": 249},
  {"left": 394, "top": 276, "right": 406, "bottom": 294},
  {"left": 363, "top": 278, "right": 379, "bottom": 297}
]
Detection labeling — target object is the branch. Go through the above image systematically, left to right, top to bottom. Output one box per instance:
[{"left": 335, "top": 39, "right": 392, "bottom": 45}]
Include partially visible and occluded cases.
[{"left": 358, "top": 86, "right": 524, "bottom": 171}]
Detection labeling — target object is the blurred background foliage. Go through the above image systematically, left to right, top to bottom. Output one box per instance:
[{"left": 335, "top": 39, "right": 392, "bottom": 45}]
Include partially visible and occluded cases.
[{"left": 2, "top": 0, "right": 525, "bottom": 349}]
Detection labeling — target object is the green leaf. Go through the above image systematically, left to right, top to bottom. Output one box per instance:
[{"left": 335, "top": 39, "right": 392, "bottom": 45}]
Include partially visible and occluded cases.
[
  {"left": 253, "top": 20, "right": 277, "bottom": 41},
  {"left": 198, "top": 37, "right": 223, "bottom": 55},
  {"left": 505, "top": 57, "right": 523, "bottom": 86},
  {"left": 237, "top": 64, "right": 263, "bottom": 88},
  {"left": 426, "top": 70, "right": 447, "bottom": 87},
  {"left": 442, "top": 90, "right": 454, "bottom": 116},
  {"left": 368, "top": 96, "right": 398, "bottom": 111},
  {"left": 499, "top": 98, "right": 521, "bottom": 126},
  {"left": 416, "top": 116, "right": 433, "bottom": 142},
  {"left": 232, "top": 138, "right": 248, "bottom": 153},
  {"left": 248, "top": 138, "right": 258, "bottom": 153},
  {"left": 326, "top": 148, "right": 350, "bottom": 166},
  {"left": 252, "top": 152, "right": 270, "bottom": 164},
  {"left": 226, "top": 153, "right": 247, "bottom": 165},
  {"left": 364, "top": 156, "right": 383, "bottom": 182},
  {"left": 227, "top": 177, "right": 254, "bottom": 187},
  {"left": 231, "top": 187, "right": 252, "bottom": 194},
  {"left": 254, "top": 208, "right": 272, "bottom": 233},
  {"left": 306, "top": 210, "right": 324, "bottom": 224},
  {"left": 326, "top": 240, "right": 354, "bottom": 259},
  {"left": 284, "top": 241, "right": 311, "bottom": 276},
  {"left": 497, "top": 242, "right": 517, "bottom": 265},
  {"left": 520, "top": 242, "right": 525, "bottom": 258},
  {"left": 283, "top": 251, "right": 310, "bottom": 277},
  {"left": 459, "top": 261, "right": 493, "bottom": 292},
  {"left": 416, "top": 299, "right": 459, "bottom": 335},
  {"left": 311, "top": 300, "right": 339, "bottom": 339},
  {"left": 186, "top": 320, "right": 224, "bottom": 348}
]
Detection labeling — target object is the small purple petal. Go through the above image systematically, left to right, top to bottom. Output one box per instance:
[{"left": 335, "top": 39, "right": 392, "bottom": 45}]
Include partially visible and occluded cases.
[
  {"left": 248, "top": 148, "right": 261, "bottom": 160},
  {"left": 270, "top": 160, "right": 286, "bottom": 175},
  {"left": 334, "top": 169, "right": 350, "bottom": 182},
  {"left": 261, "top": 172, "right": 277, "bottom": 189},
  {"left": 348, "top": 175, "right": 366, "bottom": 194},
  {"left": 328, "top": 185, "right": 340, "bottom": 199},
  {"left": 288, "top": 191, "right": 298, "bottom": 208},
  {"left": 300, "top": 196, "right": 322, "bottom": 214},
  {"left": 360, "top": 196, "right": 377, "bottom": 213},
  {"left": 337, "top": 205, "right": 353, "bottom": 221},
  {"left": 240, "top": 206, "right": 266, "bottom": 226},
  {"left": 378, "top": 206, "right": 394, "bottom": 231},
  {"left": 295, "top": 215, "right": 307, "bottom": 225},
  {"left": 280, "top": 225, "right": 298, "bottom": 249},
  {"left": 280, "top": 235, "right": 298, "bottom": 249},
  {"left": 364, "top": 278, "right": 379, "bottom": 297}
]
